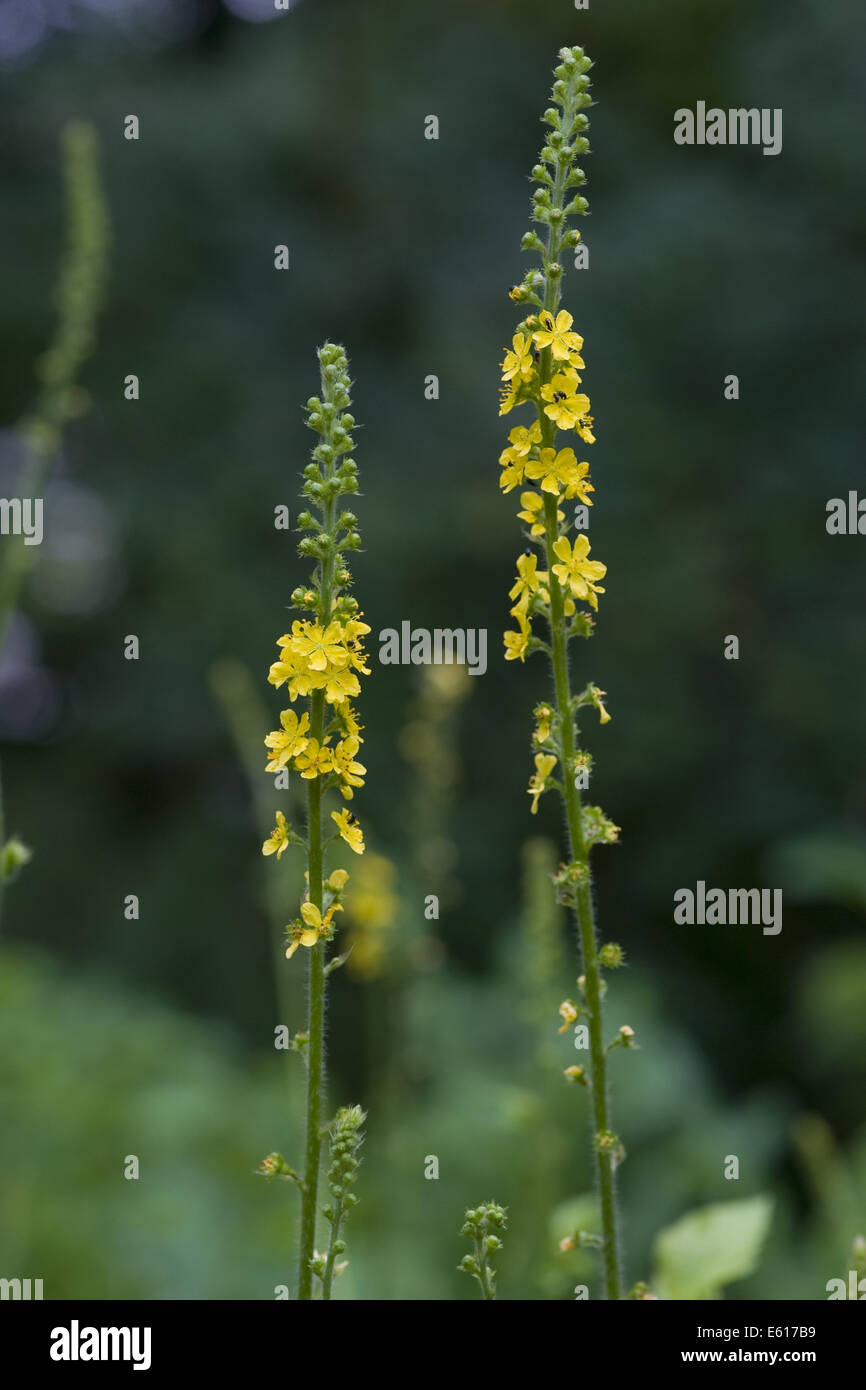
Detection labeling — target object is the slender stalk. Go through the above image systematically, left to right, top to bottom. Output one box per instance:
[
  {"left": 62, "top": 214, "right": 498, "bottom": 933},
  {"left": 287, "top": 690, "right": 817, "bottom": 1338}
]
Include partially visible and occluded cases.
[
  {"left": 499, "top": 47, "right": 625, "bottom": 1298},
  {"left": 536, "top": 226, "right": 620, "bottom": 1296},
  {"left": 258, "top": 343, "right": 368, "bottom": 1300},
  {"left": 544, "top": 493, "right": 620, "bottom": 1299},
  {"left": 298, "top": 692, "right": 326, "bottom": 1299},
  {"left": 320, "top": 1105, "right": 364, "bottom": 1300},
  {"left": 320, "top": 1189, "right": 341, "bottom": 1300}
]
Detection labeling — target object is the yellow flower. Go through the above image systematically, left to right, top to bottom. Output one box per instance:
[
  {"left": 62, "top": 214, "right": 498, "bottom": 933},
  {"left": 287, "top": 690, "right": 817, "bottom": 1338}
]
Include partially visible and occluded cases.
[
  {"left": 533, "top": 309, "right": 584, "bottom": 361},
  {"left": 500, "top": 332, "right": 535, "bottom": 383},
  {"left": 541, "top": 365, "right": 583, "bottom": 397},
  {"left": 498, "top": 383, "right": 519, "bottom": 416},
  {"left": 576, "top": 414, "right": 596, "bottom": 445},
  {"left": 500, "top": 423, "right": 541, "bottom": 461},
  {"left": 525, "top": 446, "right": 590, "bottom": 497},
  {"left": 499, "top": 459, "right": 526, "bottom": 493},
  {"left": 563, "top": 463, "right": 594, "bottom": 507},
  {"left": 517, "top": 490, "right": 544, "bottom": 535},
  {"left": 551, "top": 535, "right": 607, "bottom": 610},
  {"left": 509, "top": 551, "right": 545, "bottom": 608},
  {"left": 504, "top": 615, "right": 531, "bottom": 662},
  {"left": 343, "top": 616, "right": 372, "bottom": 643},
  {"left": 290, "top": 621, "right": 351, "bottom": 672},
  {"left": 268, "top": 650, "right": 299, "bottom": 691},
  {"left": 323, "top": 666, "right": 361, "bottom": 705},
  {"left": 588, "top": 684, "right": 612, "bottom": 724},
  {"left": 534, "top": 703, "right": 553, "bottom": 744},
  {"left": 337, "top": 704, "right": 365, "bottom": 742},
  {"left": 264, "top": 708, "right": 311, "bottom": 772},
  {"left": 333, "top": 736, "right": 367, "bottom": 799},
  {"left": 294, "top": 738, "right": 334, "bottom": 779},
  {"left": 528, "top": 752, "right": 557, "bottom": 813},
  {"left": 331, "top": 808, "right": 365, "bottom": 855},
  {"left": 262, "top": 810, "right": 291, "bottom": 860},
  {"left": 343, "top": 853, "right": 400, "bottom": 980},
  {"left": 326, "top": 868, "right": 349, "bottom": 892},
  {"left": 285, "top": 900, "right": 338, "bottom": 960},
  {"left": 300, "top": 900, "right": 339, "bottom": 933},
  {"left": 285, "top": 924, "right": 321, "bottom": 960},
  {"left": 558, "top": 1000, "right": 578, "bottom": 1033}
]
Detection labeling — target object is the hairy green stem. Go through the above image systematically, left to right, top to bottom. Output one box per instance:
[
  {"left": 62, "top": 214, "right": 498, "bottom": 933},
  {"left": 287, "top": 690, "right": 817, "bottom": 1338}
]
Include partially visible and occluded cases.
[
  {"left": 532, "top": 75, "right": 622, "bottom": 1298},
  {"left": 296, "top": 365, "right": 341, "bottom": 1299},
  {"left": 543, "top": 492, "right": 620, "bottom": 1299},
  {"left": 298, "top": 687, "right": 326, "bottom": 1299},
  {"left": 321, "top": 1174, "right": 345, "bottom": 1301},
  {"left": 476, "top": 1242, "right": 496, "bottom": 1301}
]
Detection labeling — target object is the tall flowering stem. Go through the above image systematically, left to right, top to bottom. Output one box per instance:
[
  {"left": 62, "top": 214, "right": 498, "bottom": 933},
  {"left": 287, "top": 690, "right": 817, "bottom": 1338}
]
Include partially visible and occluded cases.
[
  {"left": 500, "top": 47, "right": 626, "bottom": 1299},
  {"left": 260, "top": 343, "right": 369, "bottom": 1300}
]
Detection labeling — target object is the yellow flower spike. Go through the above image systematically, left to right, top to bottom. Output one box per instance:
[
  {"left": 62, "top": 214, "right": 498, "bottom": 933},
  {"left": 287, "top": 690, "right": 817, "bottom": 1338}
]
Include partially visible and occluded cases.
[
  {"left": 496, "top": 50, "right": 624, "bottom": 1299},
  {"left": 532, "top": 309, "right": 584, "bottom": 360},
  {"left": 500, "top": 332, "right": 536, "bottom": 383},
  {"left": 527, "top": 751, "right": 557, "bottom": 813},
  {"left": 331, "top": 808, "right": 365, "bottom": 855},
  {"left": 262, "top": 810, "right": 291, "bottom": 860}
]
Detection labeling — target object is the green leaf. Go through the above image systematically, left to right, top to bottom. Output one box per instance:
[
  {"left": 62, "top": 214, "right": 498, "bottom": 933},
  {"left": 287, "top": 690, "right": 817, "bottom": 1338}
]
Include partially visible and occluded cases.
[{"left": 652, "top": 1195, "right": 773, "bottom": 1300}]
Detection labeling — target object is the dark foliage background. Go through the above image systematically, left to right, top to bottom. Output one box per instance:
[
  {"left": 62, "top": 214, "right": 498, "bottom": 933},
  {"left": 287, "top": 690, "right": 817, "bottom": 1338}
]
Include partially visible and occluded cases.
[{"left": 0, "top": 0, "right": 864, "bottom": 1298}]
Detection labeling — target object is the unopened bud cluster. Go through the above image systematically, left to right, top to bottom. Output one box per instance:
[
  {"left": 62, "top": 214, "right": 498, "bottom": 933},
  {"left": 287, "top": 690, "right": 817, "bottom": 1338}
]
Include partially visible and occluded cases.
[{"left": 459, "top": 1201, "right": 508, "bottom": 1300}]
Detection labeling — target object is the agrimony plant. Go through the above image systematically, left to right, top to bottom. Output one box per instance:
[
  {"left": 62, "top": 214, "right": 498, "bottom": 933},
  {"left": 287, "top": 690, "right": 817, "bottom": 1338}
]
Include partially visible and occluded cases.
[
  {"left": 499, "top": 47, "right": 630, "bottom": 1299},
  {"left": 258, "top": 342, "right": 369, "bottom": 1299}
]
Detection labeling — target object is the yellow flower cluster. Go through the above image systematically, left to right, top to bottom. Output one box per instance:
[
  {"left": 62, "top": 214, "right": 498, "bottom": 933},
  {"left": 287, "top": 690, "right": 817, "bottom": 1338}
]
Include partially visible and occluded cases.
[
  {"left": 499, "top": 309, "right": 607, "bottom": 671},
  {"left": 499, "top": 311, "right": 594, "bottom": 445},
  {"left": 264, "top": 615, "right": 370, "bottom": 802},
  {"left": 285, "top": 868, "right": 349, "bottom": 960}
]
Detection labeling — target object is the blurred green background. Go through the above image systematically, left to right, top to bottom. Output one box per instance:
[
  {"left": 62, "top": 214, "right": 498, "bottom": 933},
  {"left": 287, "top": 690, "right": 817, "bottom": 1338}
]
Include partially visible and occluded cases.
[{"left": 0, "top": 0, "right": 864, "bottom": 1298}]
